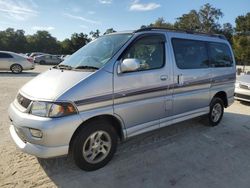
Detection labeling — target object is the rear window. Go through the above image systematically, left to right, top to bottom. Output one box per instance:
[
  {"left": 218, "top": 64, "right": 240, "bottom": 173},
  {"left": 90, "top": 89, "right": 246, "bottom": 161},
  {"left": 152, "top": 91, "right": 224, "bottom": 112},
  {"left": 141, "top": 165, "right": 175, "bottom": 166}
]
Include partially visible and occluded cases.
[
  {"left": 172, "top": 38, "right": 209, "bottom": 69},
  {"left": 208, "top": 42, "right": 233, "bottom": 67},
  {"left": 0, "top": 52, "right": 13, "bottom": 58}
]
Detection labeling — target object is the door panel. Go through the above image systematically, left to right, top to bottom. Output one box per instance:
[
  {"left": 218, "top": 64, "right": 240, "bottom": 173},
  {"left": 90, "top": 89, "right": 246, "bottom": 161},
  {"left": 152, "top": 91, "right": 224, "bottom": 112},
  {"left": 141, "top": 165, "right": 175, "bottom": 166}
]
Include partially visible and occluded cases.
[
  {"left": 113, "top": 34, "right": 172, "bottom": 131},
  {"left": 170, "top": 36, "right": 211, "bottom": 115},
  {"left": 0, "top": 52, "right": 14, "bottom": 69},
  {"left": 0, "top": 59, "right": 9, "bottom": 69}
]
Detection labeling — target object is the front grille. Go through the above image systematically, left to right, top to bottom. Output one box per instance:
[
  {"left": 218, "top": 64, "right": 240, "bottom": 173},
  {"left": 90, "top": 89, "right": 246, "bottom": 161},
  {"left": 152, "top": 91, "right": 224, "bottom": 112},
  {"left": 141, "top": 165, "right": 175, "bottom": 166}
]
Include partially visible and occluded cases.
[
  {"left": 239, "top": 84, "right": 250, "bottom": 90},
  {"left": 17, "top": 93, "right": 31, "bottom": 109},
  {"left": 235, "top": 93, "right": 250, "bottom": 100}
]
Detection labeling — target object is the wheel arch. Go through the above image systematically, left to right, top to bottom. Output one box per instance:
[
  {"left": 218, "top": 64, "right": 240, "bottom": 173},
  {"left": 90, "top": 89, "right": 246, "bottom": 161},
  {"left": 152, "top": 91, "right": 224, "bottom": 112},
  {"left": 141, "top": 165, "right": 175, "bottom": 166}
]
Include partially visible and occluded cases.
[
  {"left": 212, "top": 91, "right": 228, "bottom": 107},
  {"left": 69, "top": 114, "right": 125, "bottom": 152}
]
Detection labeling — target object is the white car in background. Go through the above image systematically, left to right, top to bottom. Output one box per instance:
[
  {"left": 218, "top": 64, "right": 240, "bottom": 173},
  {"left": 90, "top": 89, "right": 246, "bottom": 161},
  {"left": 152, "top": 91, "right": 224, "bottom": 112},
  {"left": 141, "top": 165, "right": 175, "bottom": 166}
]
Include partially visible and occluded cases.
[
  {"left": 0, "top": 51, "right": 35, "bottom": 74},
  {"left": 235, "top": 74, "right": 250, "bottom": 102}
]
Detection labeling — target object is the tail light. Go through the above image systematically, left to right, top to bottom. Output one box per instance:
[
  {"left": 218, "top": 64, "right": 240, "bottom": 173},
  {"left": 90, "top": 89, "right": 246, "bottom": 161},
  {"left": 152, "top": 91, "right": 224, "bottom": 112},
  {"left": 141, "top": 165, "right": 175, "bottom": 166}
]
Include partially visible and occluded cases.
[{"left": 27, "top": 57, "right": 34, "bottom": 63}]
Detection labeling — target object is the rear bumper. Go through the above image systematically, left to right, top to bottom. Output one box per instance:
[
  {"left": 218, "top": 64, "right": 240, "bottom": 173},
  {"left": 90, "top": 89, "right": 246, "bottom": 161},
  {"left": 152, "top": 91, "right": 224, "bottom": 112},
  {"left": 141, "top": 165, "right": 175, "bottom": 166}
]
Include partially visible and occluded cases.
[
  {"left": 23, "top": 64, "right": 35, "bottom": 70},
  {"left": 10, "top": 124, "right": 68, "bottom": 158}
]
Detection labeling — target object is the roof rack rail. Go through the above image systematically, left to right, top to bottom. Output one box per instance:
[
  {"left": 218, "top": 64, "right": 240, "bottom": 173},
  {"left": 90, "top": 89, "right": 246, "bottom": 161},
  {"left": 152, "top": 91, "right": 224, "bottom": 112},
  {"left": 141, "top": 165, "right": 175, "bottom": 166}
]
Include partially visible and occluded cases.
[{"left": 134, "top": 27, "right": 227, "bottom": 40}]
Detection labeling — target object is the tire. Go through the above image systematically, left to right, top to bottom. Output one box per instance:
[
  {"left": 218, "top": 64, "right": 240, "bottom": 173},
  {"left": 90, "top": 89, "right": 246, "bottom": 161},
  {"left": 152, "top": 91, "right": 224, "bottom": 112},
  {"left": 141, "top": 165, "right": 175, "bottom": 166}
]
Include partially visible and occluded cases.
[
  {"left": 39, "top": 60, "right": 46, "bottom": 65},
  {"left": 10, "top": 64, "right": 23, "bottom": 74},
  {"left": 207, "top": 97, "right": 224, "bottom": 126},
  {"left": 71, "top": 120, "right": 118, "bottom": 171}
]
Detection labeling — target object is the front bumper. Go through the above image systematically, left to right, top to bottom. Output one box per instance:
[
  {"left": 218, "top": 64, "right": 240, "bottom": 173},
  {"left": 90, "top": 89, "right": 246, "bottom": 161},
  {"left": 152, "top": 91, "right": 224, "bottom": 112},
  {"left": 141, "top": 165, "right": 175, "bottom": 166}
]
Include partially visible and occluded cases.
[
  {"left": 235, "top": 87, "right": 250, "bottom": 102},
  {"left": 8, "top": 102, "right": 82, "bottom": 158},
  {"left": 9, "top": 125, "right": 68, "bottom": 158}
]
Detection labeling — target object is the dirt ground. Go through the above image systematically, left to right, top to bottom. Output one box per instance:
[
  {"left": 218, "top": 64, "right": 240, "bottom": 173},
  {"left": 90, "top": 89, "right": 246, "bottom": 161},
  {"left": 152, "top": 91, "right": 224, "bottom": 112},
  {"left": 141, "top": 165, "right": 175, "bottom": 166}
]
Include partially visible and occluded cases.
[{"left": 0, "top": 65, "right": 250, "bottom": 188}]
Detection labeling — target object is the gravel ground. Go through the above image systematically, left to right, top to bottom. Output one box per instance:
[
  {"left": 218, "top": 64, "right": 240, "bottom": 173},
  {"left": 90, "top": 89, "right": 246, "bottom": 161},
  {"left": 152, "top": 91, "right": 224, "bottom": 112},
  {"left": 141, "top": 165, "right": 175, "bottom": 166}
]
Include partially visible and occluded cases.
[{"left": 0, "top": 65, "right": 250, "bottom": 188}]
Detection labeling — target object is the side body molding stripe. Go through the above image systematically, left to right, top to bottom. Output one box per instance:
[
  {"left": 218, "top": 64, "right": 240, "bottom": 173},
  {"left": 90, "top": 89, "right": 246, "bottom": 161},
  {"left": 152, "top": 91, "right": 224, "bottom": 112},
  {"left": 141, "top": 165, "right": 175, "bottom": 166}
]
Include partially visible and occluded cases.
[{"left": 74, "top": 73, "right": 236, "bottom": 106}]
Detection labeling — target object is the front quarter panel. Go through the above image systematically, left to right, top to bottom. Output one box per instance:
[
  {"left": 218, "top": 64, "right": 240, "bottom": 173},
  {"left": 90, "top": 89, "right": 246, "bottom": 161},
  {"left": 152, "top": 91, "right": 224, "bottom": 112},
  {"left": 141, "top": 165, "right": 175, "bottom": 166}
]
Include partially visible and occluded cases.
[{"left": 58, "top": 69, "right": 114, "bottom": 119}]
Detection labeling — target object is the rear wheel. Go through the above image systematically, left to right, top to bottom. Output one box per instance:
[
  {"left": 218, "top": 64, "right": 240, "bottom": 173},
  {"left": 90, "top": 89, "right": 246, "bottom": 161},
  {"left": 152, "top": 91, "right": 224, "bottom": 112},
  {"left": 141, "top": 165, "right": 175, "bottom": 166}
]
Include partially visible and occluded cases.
[
  {"left": 10, "top": 64, "right": 23, "bottom": 74},
  {"left": 207, "top": 97, "right": 224, "bottom": 126},
  {"left": 71, "top": 120, "right": 118, "bottom": 171}
]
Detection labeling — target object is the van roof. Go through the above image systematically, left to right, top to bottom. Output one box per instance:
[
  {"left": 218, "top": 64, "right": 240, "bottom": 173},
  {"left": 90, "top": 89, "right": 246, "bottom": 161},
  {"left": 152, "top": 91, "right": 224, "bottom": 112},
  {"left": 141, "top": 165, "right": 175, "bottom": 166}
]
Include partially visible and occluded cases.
[{"left": 133, "top": 27, "right": 227, "bottom": 40}]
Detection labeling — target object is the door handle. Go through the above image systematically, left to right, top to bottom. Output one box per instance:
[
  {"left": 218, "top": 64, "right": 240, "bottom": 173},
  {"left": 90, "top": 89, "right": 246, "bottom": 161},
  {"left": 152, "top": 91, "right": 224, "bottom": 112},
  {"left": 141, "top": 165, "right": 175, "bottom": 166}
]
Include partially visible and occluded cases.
[{"left": 160, "top": 75, "right": 168, "bottom": 81}]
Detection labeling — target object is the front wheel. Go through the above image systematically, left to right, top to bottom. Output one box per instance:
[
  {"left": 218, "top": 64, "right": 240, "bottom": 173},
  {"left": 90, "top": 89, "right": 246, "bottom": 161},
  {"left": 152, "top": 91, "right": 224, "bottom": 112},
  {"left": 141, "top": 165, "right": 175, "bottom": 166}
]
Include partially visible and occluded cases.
[
  {"left": 207, "top": 97, "right": 224, "bottom": 126},
  {"left": 71, "top": 120, "right": 118, "bottom": 171}
]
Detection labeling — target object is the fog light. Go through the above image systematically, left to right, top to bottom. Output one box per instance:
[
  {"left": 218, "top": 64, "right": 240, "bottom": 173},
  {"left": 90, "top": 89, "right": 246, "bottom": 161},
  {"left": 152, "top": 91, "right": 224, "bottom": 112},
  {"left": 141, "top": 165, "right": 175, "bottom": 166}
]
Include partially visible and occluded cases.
[{"left": 29, "top": 128, "right": 43, "bottom": 138}]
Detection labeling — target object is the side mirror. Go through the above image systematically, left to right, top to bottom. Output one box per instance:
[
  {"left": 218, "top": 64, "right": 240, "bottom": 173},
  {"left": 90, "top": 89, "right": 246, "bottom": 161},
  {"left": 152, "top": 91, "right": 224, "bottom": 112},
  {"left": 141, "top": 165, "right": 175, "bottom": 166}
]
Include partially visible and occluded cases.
[{"left": 120, "top": 58, "right": 140, "bottom": 73}]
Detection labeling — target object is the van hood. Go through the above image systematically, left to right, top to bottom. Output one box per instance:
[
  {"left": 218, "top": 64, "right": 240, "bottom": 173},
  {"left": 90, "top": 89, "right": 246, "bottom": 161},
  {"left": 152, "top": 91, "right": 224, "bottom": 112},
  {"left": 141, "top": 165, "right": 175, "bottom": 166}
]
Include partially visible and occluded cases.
[{"left": 20, "top": 68, "right": 93, "bottom": 100}]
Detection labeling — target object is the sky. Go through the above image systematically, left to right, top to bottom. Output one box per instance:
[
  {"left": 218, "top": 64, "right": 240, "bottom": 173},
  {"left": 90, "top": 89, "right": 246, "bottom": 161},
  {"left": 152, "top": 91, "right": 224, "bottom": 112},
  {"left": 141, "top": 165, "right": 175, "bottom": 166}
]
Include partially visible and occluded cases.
[{"left": 0, "top": 0, "right": 249, "bottom": 41}]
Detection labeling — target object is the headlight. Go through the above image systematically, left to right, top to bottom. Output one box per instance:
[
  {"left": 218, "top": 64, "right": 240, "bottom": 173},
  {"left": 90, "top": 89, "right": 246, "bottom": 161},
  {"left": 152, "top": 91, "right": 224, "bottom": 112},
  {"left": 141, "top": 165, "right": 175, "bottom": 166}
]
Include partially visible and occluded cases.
[
  {"left": 30, "top": 101, "right": 77, "bottom": 117},
  {"left": 30, "top": 101, "right": 51, "bottom": 117},
  {"left": 49, "top": 103, "right": 77, "bottom": 117}
]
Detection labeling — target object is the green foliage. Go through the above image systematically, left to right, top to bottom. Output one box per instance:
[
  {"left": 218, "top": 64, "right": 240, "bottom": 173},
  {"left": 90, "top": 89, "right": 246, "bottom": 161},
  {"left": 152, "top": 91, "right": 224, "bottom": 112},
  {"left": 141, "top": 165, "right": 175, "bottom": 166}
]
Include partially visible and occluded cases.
[
  {"left": 198, "top": 3, "right": 223, "bottom": 32},
  {"left": 147, "top": 4, "right": 224, "bottom": 33},
  {"left": 175, "top": 10, "right": 201, "bottom": 31},
  {"left": 232, "top": 13, "right": 250, "bottom": 65},
  {"left": 235, "top": 13, "right": 250, "bottom": 33},
  {"left": 149, "top": 17, "right": 175, "bottom": 28},
  {"left": 0, "top": 28, "right": 91, "bottom": 54},
  {"left": 0, "top": 28, "right": 28, "bottom": 53},
  {"left": 104, "top": 28, "right": 116, "bottom": 35},
  {"left": 89, "top": 29, "right": 101, "bottom": 39},
  {"left": 26, "top": 31, "right": 60, "bottom": 54},
  {"left": 233, "top": 35, "right": 250, "bottom": 65}
]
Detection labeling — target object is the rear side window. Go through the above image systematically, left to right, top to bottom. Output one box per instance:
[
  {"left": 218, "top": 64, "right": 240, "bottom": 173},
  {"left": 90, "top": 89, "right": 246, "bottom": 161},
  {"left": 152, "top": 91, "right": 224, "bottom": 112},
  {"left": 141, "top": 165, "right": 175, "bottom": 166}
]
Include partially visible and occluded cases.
[
  {"left": 172, "top": 38, "right": 209, "bottom": 69},
  {"left": 208, "top": 43, "right": 233, "bottom": 67},
  {"left": 0, "top": 52, "right": 13, "bottom": 58}
]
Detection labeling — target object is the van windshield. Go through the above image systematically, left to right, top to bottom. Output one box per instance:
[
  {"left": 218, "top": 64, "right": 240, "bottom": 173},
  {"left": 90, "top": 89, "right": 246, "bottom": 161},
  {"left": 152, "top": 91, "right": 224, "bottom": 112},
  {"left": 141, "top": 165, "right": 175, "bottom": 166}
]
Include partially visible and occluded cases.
[{"left": 59, "top": 33, "right": 132, "bottom": 70}]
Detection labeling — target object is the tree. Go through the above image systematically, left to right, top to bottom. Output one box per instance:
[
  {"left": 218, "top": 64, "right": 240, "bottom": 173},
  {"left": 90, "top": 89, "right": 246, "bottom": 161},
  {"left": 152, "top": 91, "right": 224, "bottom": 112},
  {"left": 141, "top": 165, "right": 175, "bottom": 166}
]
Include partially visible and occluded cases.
[
  {"left": 175, "top": 3, "right": 223, "bottom": 33},
  {"left": 198, "top": 3, "right": 223, "bottom": 32},
  {"left": 175, "top": 10, "right": 201, "bottom": 31},
  {"left": 233, "top": 13, "right": 250, "bottom": 65},
  {"left": 235, "top": 13, "right": 250, "bottom": 33},
  {"left": 140, "top": 17, "right": 174, "bottom": 29},
  {"left": 149, "top": 17, "right": 175, "bottom": 28},
  {"left": 220, "top": 23, "right": 234, "bottom": 43},
  {"left": 0, "top": 28, "right": 28, "bottom": 53},
  {"left": 104, "top": 28, "right": 116, "bottom": 35},
  {"left": 89, "top": 29, "right": 101, "bottom": 39},
  {"left": 26, "top": 31, "right": 60, "bottom": 54},
  {"left": 70, "top": 33, "right": 91, "bottom": 53},
  {"left": 233, "top": 35, "right": 250, "bottom": 65},
  {"left": 61, "top": 39, "right": 73, "bottom": 54}
]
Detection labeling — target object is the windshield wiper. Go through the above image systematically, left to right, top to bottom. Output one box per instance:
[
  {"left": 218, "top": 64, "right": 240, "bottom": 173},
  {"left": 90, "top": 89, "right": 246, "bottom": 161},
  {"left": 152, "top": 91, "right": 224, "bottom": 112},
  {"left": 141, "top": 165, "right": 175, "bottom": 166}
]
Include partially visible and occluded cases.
[
  {"left": 54, "top": 64, "right": 73, "bottom": 70},
  {"left": 74, "top": 65, "right": 99, "bottom": 70}
]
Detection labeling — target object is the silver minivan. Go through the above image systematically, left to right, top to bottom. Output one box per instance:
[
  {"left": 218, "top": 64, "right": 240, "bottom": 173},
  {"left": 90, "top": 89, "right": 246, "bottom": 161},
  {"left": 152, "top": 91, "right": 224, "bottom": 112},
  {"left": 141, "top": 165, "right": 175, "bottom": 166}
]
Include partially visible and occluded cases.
[{"left": 8, "top": 28, "right": 236, "bottom": 171}]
